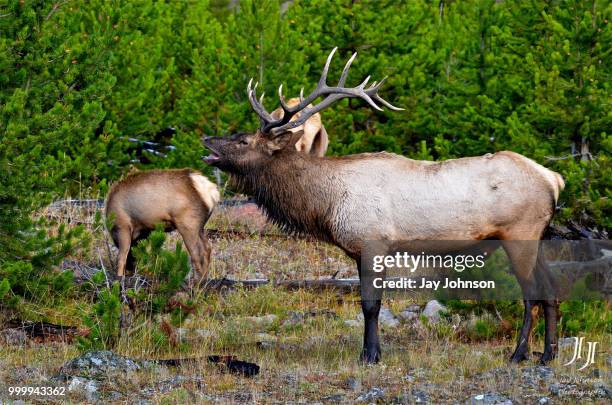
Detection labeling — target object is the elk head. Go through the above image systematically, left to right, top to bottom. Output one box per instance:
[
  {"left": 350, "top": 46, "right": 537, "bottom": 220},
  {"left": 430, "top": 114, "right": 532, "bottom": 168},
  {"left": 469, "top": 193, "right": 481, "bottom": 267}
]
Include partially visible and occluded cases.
[{"left": 202, "top": 47, "right": 403, "bottom": 172}]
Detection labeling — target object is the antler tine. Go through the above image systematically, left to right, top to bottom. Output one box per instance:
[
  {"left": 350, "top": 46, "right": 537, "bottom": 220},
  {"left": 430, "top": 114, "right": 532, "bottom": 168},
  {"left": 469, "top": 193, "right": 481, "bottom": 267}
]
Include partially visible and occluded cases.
[
  {"left": 318, "top": 46, "right": 337, "bottom": 87},
  {"left": 338, "top": 52, "right": 357, "bottom": 86},
  {"left": 365, "top": 76, "right": 405, "bottom": 111},
  {"left": 247, "top": 78, "right": 274, "bottom": 125},
  {"left": 278, "top": 84, "right": 291, "bottom": 112},
  {"left": 299, "top": 87, "right": 304, "bottom": 102},
  {"left": 373, "top": 94, "right": 405, "bottom": 111}
]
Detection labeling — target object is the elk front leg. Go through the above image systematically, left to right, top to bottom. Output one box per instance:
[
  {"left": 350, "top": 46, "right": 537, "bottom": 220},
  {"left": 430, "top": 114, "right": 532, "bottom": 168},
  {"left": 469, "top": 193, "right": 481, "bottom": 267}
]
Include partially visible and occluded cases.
[
  {"left": 198, "top": 228, "right": 212, "bottom": 280},
  {"left": 357, "top": 261, "right": 382, "bottom": 364},
  {"left": 360, "top": 299, "right": 382, "bottom": 363}
]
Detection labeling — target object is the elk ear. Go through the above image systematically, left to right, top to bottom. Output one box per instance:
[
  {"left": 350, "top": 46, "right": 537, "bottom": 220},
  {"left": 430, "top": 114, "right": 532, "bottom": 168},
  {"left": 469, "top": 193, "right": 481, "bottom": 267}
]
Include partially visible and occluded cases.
[{"left": 266, "top": 129, "right": 305, "bottom": 153}]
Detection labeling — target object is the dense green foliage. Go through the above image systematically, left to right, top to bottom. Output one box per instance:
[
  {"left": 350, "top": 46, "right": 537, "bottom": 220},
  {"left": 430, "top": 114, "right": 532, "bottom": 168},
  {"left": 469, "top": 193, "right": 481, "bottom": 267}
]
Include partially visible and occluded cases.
[
  {"left": 0, "top": 1, "right": 609, "bottom": 324},
  {"left": 79, "top": 227, "right": 192, "bottom": 350}
]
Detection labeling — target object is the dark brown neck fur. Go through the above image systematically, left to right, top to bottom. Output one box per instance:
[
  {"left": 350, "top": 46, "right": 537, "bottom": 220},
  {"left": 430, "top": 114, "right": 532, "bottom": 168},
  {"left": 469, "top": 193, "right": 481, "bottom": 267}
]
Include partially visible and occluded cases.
[{"left": 232, "top": 152, "right": 339, "bottom": 241}]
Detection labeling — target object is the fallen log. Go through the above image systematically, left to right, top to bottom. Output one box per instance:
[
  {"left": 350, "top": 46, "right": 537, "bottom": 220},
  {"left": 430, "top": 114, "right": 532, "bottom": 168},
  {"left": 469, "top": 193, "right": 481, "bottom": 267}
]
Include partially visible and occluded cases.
[
  {"left": 2, "top": 320, "right": 83, "bottom": 344},
  {"left": 154, "top": 355, "right": 259, "bottom": 377}
]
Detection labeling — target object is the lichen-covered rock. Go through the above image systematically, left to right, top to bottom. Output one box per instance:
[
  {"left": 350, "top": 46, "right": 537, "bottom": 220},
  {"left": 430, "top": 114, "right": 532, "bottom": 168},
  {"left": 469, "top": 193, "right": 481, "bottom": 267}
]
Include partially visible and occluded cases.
[
  {"left": 422, "top": 300, "right": 447, "bottom": 322},
  {"left": 355, "top": 306, "right": 399, "bottom": 328},
  {"left": 379, "top": 307, "right": 400, "bottom": 328},
  {"left": 242, "top": 314, "right": 278, "bottom": 328},
  {"left": 60, "top": 350, "right": 141, "bottom": 379},
  {"left": 67, "top": 376, "right": 100, "bottom": 401},
  {"left": 356, "top": 387, "right": 384, "bottom": 402},
  {"left": 468, "top": 392, "right": 513, "bottom": 404}
]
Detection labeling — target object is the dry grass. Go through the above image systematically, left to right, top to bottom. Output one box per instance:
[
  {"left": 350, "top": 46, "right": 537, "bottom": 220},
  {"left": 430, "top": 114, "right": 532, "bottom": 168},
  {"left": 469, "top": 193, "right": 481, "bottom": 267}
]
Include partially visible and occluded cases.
[{"left": 0, "top": 199, "right": 609, "bottom": 403}]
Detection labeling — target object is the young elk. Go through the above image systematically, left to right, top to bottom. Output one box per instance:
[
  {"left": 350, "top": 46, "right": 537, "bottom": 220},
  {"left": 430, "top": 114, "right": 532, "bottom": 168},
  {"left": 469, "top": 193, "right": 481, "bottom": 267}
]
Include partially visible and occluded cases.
[
  {"left": 202, "top": 48, "right": 564, "bottom": 364},
  {"left": 270, "top": 97, "right": 328, "bottom": 157},
  {"left": 105, "top": 169, "right": 219, "bottom": 284}
]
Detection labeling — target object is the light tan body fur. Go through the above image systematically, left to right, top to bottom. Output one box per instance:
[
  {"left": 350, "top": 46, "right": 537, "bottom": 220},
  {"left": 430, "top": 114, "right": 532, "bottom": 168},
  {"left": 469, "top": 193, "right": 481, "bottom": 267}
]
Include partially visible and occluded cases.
[
  {"left": 271, "top": 98, "right": 328, "bottom": 157},
  {"left": 105, "top": 169, "right": 220, "bottom": 281}
]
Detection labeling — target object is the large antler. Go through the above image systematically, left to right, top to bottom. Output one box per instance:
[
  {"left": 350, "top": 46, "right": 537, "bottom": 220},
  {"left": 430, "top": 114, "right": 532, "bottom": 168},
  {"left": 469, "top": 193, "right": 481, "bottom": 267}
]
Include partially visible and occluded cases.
[{"left": 247, "top": 47, "right": 403, "bottom": 135}]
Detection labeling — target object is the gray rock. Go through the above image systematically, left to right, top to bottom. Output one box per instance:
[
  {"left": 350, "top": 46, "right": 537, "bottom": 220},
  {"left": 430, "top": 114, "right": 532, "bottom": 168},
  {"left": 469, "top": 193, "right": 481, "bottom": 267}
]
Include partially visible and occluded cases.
[
  {"left": 422, "top": 300, "right": 447, "bottom": 322},
  {"left": 355, "top": 306, "right": 399, "bottom": 327},
  {"left": 379, "top": 307, "right": 400, "bottom": 328},
  {"left": 398, "top": 309, "right": 419, "bottom": 322},
  {"left": 282, "top": 310, "right": 305, "bottom": 327},
  {"left": 243, "top": 314, "right": 278, "bottom": 328},
  {"left": 344, "top": 319, "right": 361, "bottom": 327},
  {"left": 176, "top": 327, "right": 214, "bottom": 343},
  {"left": 194, "top": 328, "right": 214, "bottom": 339},
  {"left": 254, "top": 332, "right": 278, "bottom": 342},
  {"left": 558, "top": 336, "right": 577, "bottom": 349},
  {"left": 60, "top": 350, "right": 141, "bottom": 379},
  {"left": 11, "top": 366, "right": 46, "bottom": 383},
  {"left": 521, "top": 366, "right": 554, "bottom": 382},
  {"left": 405, "top": 367, "right": 428, "bottom": 380},
  {"left": 402, "top": 374, "right": 415, "bottom": 383},
  {"left": 156, "top": 375, "right": 205, "bottom": 394},
  {"left": 67, "top": 376, "right": 99, "bottom": 401},
  {"left": 344, "top": 377, "right": 361, "bottom": 392},
  {"left": 592, "top": 382, "right": 612, "bottom": 399},
  {"left": 549, "top": 383, "right": 576, "bottom": 397},
  {"left": 357, "top": 387, "right": 384, "bottom": 402},
  {"left": 412, "top": 388, "right": 429, "bottom": 403},
  {"left": 107, "top": 391, "right": 123, "bottom": 401},
  {"left": 233, "top": 392, "right": 253, "bottom": 402},
  {"left": 468, "top": 393, "right": 513, "bottom": 405},
  {"left": 322, "top": 394, "right": 344, "bottom": 402},
  {"left": 538, "top": 397, "right": 550, "bottom": 404}
]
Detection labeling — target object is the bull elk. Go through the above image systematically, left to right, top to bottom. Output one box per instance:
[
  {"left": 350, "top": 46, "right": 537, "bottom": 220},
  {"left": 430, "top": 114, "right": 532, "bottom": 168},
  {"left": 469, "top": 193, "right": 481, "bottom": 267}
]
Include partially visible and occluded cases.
[
  {"left": 202, "top": 48, "right": 565, "bottom": 364},
  {"left": 105, "top": 169, "right": 219, "bottom": 284}
]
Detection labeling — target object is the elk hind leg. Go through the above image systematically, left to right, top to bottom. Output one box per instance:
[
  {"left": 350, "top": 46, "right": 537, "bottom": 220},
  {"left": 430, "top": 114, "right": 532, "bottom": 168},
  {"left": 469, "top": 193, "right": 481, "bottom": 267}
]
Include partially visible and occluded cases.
[
  {"left": 176, "top": 222, "right": 207, "bottom": 287},
  {"left": 111, "top": 226, "right": 132, "bottom": 279},
  {"left": 125, "top": 229, "right": 151, "bottom": 275},
  {"left": 503, "top": 240, "right": 541, "bottom": 363},
  {"left": 537, "top": 252, "right": 559, "bottom": 364}
]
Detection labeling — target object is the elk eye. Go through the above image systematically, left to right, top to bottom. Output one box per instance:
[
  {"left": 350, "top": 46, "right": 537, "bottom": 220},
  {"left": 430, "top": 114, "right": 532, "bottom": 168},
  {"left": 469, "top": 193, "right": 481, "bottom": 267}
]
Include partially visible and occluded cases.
[{"left": 239, "top": 139, "right": 248, "bottom": 146}]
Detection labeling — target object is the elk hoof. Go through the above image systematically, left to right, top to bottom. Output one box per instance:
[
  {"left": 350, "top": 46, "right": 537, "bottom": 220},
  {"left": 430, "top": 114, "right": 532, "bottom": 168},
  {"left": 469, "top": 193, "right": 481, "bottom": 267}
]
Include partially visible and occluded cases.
[
  {"left": 509, "top": 349, "right": 530, "bottom": 363},
  {"left": 539, "top": 350, "right": 556, "bottom": 365}
]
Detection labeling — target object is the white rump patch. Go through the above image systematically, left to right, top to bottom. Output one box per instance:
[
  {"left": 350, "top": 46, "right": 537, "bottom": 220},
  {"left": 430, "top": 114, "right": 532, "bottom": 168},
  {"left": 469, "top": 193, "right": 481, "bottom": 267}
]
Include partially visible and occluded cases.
[
  {"left": 521, "top": 156, "right": 565, "bottom": 202},
  {"left": 189, "top": 173, "right": 220, "bottom": 211}
]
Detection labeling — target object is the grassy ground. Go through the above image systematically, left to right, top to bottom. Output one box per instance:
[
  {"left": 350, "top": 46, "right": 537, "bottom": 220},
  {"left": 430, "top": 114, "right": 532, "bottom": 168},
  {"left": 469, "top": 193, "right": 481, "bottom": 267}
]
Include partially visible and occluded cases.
[{"left": 0, "top": 200, "right": 609, "bottom": 403}]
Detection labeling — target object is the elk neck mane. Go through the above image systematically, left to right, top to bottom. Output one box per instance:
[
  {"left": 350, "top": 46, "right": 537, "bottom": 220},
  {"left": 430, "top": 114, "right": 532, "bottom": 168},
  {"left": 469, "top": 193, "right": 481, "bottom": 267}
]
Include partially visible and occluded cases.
[{"left": 231, "top": 152, "right": 338, "bottom": 241}]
